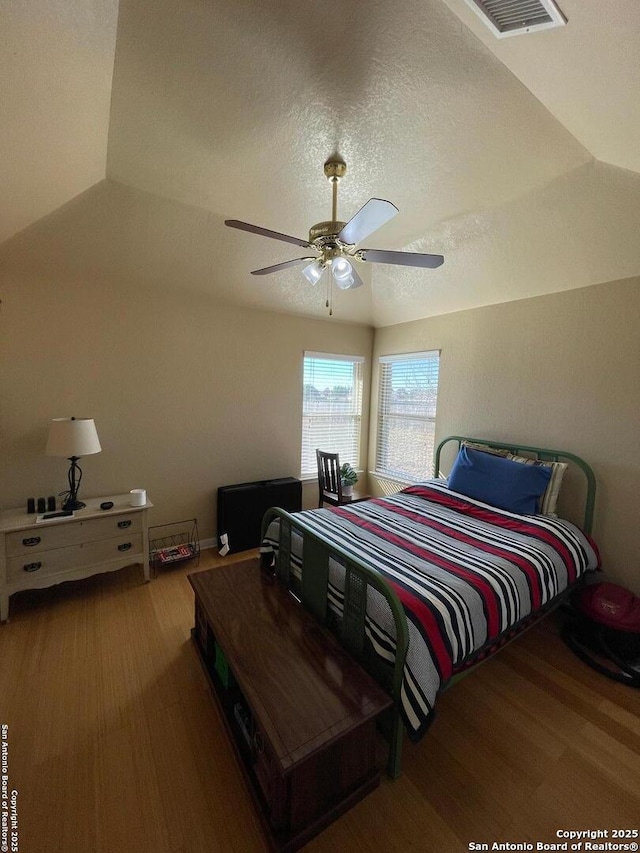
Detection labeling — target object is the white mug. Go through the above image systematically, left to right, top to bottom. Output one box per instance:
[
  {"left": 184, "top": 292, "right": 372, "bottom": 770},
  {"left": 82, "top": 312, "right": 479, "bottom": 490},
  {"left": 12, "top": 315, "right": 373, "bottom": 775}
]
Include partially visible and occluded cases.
[{"left": 129, "top": 488, "right": 146, "bottom": 507}]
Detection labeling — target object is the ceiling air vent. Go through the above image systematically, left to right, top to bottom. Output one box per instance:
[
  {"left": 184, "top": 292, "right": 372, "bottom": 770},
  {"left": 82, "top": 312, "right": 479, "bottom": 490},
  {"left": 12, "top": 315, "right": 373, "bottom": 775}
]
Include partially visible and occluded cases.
[{"left": 463, "top": 0, "right": 567, "bottom": 38}]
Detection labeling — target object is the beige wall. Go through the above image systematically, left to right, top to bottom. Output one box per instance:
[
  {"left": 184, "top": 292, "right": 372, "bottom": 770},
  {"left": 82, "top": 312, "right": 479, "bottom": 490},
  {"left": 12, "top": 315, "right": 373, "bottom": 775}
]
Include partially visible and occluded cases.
[
  {"left": 0, "top": 0, "right": 118, "bottom": 243},
  {"left": 1, "top": 176, "right": 638, "bottom": 595},
  {"left": 0, "top": 192, "right": 373, "bottom": 542},
  {"left": 370, "top": 277, "right": 640, "bottom": 594}
]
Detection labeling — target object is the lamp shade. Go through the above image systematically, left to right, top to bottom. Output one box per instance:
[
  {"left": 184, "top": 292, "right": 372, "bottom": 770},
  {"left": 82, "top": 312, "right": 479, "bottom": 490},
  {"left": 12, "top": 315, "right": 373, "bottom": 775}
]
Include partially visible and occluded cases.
[{"left": 45, "top": 418, "right": 102, "bottom": 458}]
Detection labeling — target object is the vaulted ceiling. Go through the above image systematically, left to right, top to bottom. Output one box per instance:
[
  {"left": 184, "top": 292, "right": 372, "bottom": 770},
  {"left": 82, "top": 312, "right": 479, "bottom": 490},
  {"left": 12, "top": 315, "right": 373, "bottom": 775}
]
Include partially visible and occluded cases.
[{"left": 2, "top": 0, "right": 640, "bottom": 326}]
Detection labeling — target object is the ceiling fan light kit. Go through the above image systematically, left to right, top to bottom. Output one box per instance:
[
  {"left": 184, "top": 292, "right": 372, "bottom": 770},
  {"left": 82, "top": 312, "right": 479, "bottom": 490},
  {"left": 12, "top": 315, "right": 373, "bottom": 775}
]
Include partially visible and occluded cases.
[
  {"left": 225, "top": 157, "right": 444, "bottom": 315},
  {"left": 332, "top": 256, "right": 355, "bottom": 289},
  {"left": 302, "top": 259, "right": 325, "bottom": 286}
]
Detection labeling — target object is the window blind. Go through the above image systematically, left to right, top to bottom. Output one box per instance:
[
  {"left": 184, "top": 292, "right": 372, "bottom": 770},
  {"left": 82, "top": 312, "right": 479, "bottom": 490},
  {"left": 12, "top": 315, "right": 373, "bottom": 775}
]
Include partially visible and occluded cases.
[
  {"left": 375, "top": 350, "right": 440, "bottom": 481},
  {"left": 301, "top": 352, "right": 364, "bottom": 478}
]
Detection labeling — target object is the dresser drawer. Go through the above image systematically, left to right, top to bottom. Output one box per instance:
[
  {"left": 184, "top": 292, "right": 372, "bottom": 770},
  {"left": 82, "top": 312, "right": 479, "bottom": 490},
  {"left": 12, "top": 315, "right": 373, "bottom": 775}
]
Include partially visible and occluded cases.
[
  {"left": 6, "top": 514, "right": 143, "bottom": 557},
  {"left": 7, "top": 533, "right": 144, "bottom": 583}
]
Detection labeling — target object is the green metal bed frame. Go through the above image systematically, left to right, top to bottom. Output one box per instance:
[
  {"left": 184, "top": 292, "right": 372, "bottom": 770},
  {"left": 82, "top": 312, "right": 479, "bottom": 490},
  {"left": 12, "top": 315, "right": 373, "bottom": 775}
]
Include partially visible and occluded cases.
[{"left": 260, "top": 436, "right": 597, "bottom": 779}]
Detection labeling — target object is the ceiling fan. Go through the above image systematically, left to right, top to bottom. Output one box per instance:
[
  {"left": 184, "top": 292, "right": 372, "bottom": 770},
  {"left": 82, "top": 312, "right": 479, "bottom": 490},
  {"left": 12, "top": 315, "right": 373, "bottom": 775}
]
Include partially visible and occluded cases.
[{"left": 225, "top": 156, "right": 444, "bottom": 314}]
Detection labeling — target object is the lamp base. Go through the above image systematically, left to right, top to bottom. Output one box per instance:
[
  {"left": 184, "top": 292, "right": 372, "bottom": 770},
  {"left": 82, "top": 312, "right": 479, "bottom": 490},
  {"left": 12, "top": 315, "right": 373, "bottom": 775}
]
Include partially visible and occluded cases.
[{"left": 62, "top": 498, "right": 86, "bottom": 511}]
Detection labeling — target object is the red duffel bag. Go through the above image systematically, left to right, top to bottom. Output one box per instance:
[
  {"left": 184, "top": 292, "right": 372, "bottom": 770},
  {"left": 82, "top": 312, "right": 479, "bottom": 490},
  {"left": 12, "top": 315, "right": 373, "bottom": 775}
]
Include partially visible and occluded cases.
[
  {"left": 562, "top": 581, "right": 640, "bottom": 687},
  {"left": 574, "top": 582, "right": 640, "bottom": 633}
]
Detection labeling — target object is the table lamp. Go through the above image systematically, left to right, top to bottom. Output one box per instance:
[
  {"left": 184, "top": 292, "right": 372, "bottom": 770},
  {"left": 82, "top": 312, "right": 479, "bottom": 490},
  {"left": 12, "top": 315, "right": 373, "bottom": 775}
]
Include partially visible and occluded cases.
[{"left": 45, "top": 417, "right": 102, "bottom": 510}]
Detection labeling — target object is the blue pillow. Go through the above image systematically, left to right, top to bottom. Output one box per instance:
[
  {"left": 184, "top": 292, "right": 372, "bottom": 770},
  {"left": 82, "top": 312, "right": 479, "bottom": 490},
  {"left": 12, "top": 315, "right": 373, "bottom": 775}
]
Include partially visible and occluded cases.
[{"left": 448, "top": 446, "right": 552, "bottom": 515}]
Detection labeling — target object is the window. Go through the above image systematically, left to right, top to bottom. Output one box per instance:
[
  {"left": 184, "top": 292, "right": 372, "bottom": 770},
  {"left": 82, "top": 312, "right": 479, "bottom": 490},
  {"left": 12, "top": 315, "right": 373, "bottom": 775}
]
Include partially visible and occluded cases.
[
  {"left": 375, "top": 350, "right": 440, "bottom": 481},
  {"left": 301, "top": 352, "right": 364, "bottom": 479}
]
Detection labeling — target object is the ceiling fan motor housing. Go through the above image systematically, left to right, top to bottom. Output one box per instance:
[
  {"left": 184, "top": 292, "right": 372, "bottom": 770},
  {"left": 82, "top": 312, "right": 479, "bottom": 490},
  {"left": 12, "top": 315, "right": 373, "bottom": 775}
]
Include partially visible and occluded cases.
[{"left": 308, "top": 220, "right": 348, "bottom": 244}]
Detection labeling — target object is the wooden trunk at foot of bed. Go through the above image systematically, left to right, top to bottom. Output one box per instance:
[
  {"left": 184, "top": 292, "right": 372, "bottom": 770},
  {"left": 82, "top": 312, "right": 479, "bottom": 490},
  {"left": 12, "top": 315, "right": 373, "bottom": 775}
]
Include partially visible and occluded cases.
[{"left": 261, "top": 506, "right": 409, "bottom": 779}]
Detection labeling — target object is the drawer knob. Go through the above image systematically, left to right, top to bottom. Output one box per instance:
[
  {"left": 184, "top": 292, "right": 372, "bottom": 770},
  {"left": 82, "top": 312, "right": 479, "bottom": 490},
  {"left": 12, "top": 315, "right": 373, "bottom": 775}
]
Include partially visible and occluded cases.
[
  {"left": 117, "top": 520, "right": 132, "bottom": 529},
  {"left": 22, "top": 536, "right": 41, "bottom": 547},
  {"left": 118, "top": 542, "right": 132, "bottom": 552},
  {"left": 24, "top": 562, "right": 42, "bottom": 572}
]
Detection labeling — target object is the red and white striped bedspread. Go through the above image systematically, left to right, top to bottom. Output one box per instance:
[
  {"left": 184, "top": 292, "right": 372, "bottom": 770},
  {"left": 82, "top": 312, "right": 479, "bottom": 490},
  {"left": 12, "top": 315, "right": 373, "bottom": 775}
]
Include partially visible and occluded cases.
[{"left": 262, "top": 481, "right": 600, "bottom": 740}]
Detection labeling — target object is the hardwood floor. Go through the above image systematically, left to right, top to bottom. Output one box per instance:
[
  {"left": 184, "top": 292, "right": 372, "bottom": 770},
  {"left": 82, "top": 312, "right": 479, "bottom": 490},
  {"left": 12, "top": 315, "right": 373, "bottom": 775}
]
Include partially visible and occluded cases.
[{"left": 1, "top": 550, "right": 638, "bottom": 852}]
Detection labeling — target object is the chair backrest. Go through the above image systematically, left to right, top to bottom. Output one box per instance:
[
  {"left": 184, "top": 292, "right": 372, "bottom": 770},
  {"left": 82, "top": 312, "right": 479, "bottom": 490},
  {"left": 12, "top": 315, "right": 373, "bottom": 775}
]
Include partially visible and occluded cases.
[{"left": 316, "top": 449, "right": 343, "bottom": 504}]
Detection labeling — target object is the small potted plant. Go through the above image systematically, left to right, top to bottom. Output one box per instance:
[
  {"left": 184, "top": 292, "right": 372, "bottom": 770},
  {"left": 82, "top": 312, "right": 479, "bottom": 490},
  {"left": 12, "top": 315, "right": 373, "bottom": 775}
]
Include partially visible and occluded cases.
[{"left": 340, "top": 462, "right": 358, "bottom": 497}]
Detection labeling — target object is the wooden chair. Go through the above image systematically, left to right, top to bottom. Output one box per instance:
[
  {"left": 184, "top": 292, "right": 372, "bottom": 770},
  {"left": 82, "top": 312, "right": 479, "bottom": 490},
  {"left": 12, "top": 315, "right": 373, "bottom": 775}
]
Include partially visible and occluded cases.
[{"left": 316, "top": 449, "right": 344, "bottom": 507}]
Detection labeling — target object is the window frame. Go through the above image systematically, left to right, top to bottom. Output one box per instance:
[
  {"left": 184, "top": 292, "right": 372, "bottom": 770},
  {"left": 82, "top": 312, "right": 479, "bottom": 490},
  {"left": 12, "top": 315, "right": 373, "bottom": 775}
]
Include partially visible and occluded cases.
[
  {"left": 374, "top": 350, "right": 441, "bottom": 483},
  {"left": 300, "top": 351, "right": 365, "bottom": 480}
]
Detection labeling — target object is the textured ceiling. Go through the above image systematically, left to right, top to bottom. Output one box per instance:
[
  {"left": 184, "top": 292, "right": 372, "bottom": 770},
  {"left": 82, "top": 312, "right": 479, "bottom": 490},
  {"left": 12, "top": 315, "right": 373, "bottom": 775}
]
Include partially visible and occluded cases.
[
  {"left": 0, "top": 0, "right": 118, "bottom": 244},
  {"left": 3, "top": 0, "right": 640, "bottom": 326},
  {"left": 442, "top": 0, "right": 640, "bottom": 173}
]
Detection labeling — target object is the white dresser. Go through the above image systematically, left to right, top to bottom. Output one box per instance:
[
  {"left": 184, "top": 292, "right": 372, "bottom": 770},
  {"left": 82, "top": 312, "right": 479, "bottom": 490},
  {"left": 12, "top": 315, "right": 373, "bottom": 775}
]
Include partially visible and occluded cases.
[{"left": 0, "top": 495, "right": 152, "bottom": 621}]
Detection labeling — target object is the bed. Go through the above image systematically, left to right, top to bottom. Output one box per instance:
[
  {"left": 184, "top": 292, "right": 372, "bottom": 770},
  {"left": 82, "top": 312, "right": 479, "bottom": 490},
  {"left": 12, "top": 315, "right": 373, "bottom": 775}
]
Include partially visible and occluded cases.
[{"left": 260, "top": 436, "right": 600, "bottom": 777}]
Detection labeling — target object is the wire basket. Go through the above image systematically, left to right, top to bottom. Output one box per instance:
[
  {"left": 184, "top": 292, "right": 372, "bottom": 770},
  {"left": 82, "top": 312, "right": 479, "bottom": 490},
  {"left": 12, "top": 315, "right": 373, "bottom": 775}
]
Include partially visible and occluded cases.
[{"left": 149, "top": 518, "right": 200, "bottom": 575}]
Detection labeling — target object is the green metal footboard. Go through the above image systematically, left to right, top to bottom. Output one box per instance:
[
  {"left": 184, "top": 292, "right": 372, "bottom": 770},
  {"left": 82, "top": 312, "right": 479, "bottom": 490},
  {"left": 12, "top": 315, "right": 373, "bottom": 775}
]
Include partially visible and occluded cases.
[
  {"left": 434, "top": 435, "right": 597, "bottom": 534},
  {"left": 261, "top": 506, "right": 409, "bottom": 778}
]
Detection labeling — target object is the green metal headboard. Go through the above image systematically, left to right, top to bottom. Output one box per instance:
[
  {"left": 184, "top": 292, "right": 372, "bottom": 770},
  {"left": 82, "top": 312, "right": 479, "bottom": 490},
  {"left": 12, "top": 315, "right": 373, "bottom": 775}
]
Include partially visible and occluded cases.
[{"left": 434, "top": 435, "right": 596, "bottom": 535}]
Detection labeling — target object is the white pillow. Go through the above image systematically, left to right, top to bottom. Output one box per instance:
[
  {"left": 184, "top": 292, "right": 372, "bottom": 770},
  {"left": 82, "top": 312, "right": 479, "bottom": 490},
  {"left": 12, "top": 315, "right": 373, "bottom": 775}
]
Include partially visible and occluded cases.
[
  {"left": 459, "top": 441, "right": 568, "bottom": 515},
  {"left": 507, "top": 454, "right": 568, "bottom": 516}
]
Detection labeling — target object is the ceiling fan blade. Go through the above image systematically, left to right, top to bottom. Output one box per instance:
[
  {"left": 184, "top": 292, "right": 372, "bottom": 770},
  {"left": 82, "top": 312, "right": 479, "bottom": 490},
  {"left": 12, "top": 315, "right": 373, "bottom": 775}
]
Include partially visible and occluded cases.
[
  {"left": 337, "top": 199, "right": 398, "bottom": 246},
  {"left": 225, "top": 219, "right": 310, "bottom": 249},
  {"left": 360, "top": 248, "right": 444, "bottom": 269},
  {"left": 251, "top": 257, "right": 316, "bottom": 275}
]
